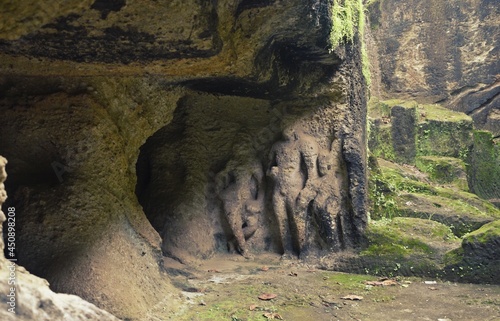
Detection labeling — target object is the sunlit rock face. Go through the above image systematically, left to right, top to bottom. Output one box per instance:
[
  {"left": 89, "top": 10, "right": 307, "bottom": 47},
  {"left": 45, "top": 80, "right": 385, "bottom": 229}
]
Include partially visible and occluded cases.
[
  {"left": 0, "top": 0, "right": 368, "bottom": 319},
  {"left": 368, "top": 0, "right": 499, "bottom": 134}
]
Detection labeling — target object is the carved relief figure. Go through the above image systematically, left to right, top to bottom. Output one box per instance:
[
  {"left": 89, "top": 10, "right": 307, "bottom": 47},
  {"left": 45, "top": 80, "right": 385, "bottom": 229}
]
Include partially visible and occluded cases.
[
  {"left": 267, "top": 124, "right": 320, "bottom": 256},
  {"left": 303, "top": 138, "right": 344, "bottom": 253},
  {"left": 216, "top": 141, "right": 265, "bottom": 259}
]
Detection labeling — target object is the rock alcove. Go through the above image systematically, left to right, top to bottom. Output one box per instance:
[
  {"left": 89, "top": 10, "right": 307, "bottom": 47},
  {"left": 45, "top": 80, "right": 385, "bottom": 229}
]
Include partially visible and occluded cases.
[
  {"left": 0, "top": 0, "right": 368, "bottom": 320},
  {"left": 135, "top": 90, "right": 367, "bottom": 264}
]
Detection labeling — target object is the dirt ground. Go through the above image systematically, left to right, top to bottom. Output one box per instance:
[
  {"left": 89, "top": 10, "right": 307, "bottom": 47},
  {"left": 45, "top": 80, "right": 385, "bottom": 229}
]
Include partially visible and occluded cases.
[{"left": 161, "top": 254, "right": 500, "bottom": 321}]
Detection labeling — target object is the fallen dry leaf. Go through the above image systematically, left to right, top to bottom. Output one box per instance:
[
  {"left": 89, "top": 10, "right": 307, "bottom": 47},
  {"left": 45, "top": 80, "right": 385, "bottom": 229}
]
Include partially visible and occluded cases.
[
  {"left": 261, "top": 266, "right": 270, "bottom": 271},
  {"left": 382, "top": 279, "right": 398, "bottom": 286},
  {"left": 428, "top": 287, "right": 438, "bottom": 291},
  {"left": 258, "top": 293, "right": 278, "bottom": 300},
  {"left": 341, "top": 294, "right": 363, "bottom": 301},
  {"left": 249, "top": 304, "right": 258, "bottom": 311},
  {"left": 263, "top": 312, "right": 283, "bottom": 319}
]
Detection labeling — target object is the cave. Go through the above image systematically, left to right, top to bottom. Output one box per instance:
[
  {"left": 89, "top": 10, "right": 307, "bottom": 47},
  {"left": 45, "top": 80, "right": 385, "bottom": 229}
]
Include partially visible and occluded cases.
[
  {"left": 0, "top": 0, "right": 370, "bottom": 320},
  {"left": 2, "top": 0, "right": 499, "bottom": 320}
]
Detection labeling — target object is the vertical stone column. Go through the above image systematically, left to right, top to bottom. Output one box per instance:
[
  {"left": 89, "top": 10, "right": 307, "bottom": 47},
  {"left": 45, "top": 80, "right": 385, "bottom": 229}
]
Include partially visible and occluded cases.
[{"left": 391, "top": 104, "right": 417, "bottom": 164}]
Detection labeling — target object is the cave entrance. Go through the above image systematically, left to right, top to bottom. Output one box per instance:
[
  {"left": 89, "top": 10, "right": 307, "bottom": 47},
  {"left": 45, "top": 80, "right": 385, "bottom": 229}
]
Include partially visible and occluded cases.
[{"left": 135, "top": 93, "right": 281, "bottom": 263}]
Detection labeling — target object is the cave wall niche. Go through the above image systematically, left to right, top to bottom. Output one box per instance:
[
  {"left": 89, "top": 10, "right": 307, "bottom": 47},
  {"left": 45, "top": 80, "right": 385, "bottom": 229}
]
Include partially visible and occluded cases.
[{"left": 136, "top": 88, "right": 367, "bottom": 263}]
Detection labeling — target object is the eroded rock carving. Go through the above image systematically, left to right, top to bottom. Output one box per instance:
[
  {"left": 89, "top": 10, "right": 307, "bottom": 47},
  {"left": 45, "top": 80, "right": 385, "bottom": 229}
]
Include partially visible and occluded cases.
[
  {"left": 267, "top": 123, "right": 322, "bottom": 256},
  {"left": 216, "top": 139, "right": 265, "bottom": 259}
]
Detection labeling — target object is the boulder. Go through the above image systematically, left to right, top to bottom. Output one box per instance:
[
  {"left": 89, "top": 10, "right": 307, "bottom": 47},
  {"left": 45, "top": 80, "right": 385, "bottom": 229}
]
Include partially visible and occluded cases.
[{"left": 444, "top": 220, "right": 500, "bottom": 284}]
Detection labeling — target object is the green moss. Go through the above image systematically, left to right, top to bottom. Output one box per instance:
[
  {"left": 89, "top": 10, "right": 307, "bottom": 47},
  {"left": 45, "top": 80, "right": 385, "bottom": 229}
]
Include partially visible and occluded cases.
[
  {"left": 330, "top": 0, "right": 370, "bottom": 85},
  {"left": 369, "top": 99, "right": 417, "bottom": 118},
  {"left": 366, "top": 100, "right": 499, "bottom": 283},
  {"left": 369, "top": 100, "right": 473, "bottom": 162},
  {"left": 369, "top": 100, "right": 420, "bottom": 163},
  {"left": 416, "top": 104, "right": 472, "bottom": 159},
  {"left": 418, "top": 104, "right": 472, "bottom": 123},
  {"left": 417, "top": 120, "right": 473, "bottom": 159},
  {"left": 369, "top": 123, "right": 396, "bottom": 161},
  {"left": 467, "top": 130, "right": 500, "bottom": 200},
  {"left": 415, "top": 156, "right": 467, "bottom": 189},
  {"left": 369, "top": 157, "right": 499, "bottom": 226},
  {"left": 369, "top": 159, "right": 437, "bottom": 219},
  {"left": 377, "top": 165, "right": 436, "bottom": 194},
  {"left": 368, "top": 172, "right": 398, "bottom": 220},
  {"left": 434, "top": 187, "right": 500, "bottom": 218},
  {"left": 398, "top": 193, "right": 495, "bottom": 236},
  {"left": 432, "top": 195, "right": 492, "bottom": 219},
  {"left": 359, "top": 217, "right": 460, "bottom": 278},
  {"left": 390, "top": 217, "right": 457, "bottom": 241},
  {"left": 363, "top": 218, "right": 438, "bottom": 258},
  {"left": 464, "top": 220, "right": 500, "bottom": 244},
  {"left": 443, "top": 222, "right": 500, "bottom": 284},
  {"left": 443, "top": 247, "right": 464, "bottom": 266},
  {"left": 322, "top": 272, "right": 377, "bottom": 289},
  {"left": 176, "top": 282, "right": 272, "bottom": 321},
  {"left": 191, "top": 301, "right": 259, "bottom": 321}
]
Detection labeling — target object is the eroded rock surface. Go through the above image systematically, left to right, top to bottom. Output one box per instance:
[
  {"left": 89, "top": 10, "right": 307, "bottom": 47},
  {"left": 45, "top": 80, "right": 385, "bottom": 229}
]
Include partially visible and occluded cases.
[
  {"left": 368, "top": 0, "right": 499, "bottom": 132},
  {"left": 0, "top": 1, "right": 368, "bottom": 319},
  {"left": 136, "top": 91, "right": 368, "bottom": 263},
  {"left": 0, "top": 156, "right": 122, "bottom": 321}
]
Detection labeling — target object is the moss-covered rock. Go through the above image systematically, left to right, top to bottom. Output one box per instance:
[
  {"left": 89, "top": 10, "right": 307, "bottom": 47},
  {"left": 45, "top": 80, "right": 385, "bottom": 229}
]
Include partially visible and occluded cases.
[
  {"left": 369, "top": 100, "right": 473, "bottom": 165},
  {"left": 391, "top": 104, "right": 417, "bottom": 164},
  {"left": 416, "top": 104, "right": 473, "bottom": 159},
  {"left": 369, "top": 120, "right": 396, "bottom": 161},
  {"left": 467, "top": 130, "right": 500, "bottom": 200},
  {"left": 415, "top": 156, "right": 467, "bottom": 190},
  {"left": 369, "top": 157, "right": 500, "bottom": 236},
  {"left": 369, "top": 158, "right": 436, "bottom": 220},
  {"left": 434, "top": 187, "right": 500, "bottom": 215},
  {"left": 398, "top": 193, "right": 497, "bottom": 237},
  {"left": 357, "top": 217, "right": 460, "bottom": 277},
  {"left": 444, "top": 220, "right": 500, "bottom": 284},
  {"left": 462, "top": 220, "right": 500, "bottom": 260}
]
